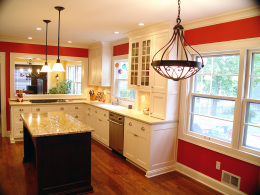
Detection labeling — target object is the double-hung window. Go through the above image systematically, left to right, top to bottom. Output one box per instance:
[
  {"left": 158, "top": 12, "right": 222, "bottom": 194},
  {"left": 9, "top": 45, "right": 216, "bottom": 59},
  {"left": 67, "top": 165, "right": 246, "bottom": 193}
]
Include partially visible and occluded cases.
[
  {"left": 241, "top": 51, "right": 260, "bottom": 154},
  {"left": 189, "top": 54, "right": 240, "bottom": 145},
  {"left": 66, "top": 65, "right": 81, "bottom": 94}
]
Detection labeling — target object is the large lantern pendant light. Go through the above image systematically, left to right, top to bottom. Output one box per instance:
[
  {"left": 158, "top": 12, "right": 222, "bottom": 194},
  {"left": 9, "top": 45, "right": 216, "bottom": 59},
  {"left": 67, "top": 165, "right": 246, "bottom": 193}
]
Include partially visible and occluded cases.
[
  {"left": 151, "top": 0, "right": 204, "bottom": 81},
  {"left": 52, "top": 6, "right": 65, "bottom": 72},
  {"left": 41, "top": 20, "right": 52, "bottom": 72}
]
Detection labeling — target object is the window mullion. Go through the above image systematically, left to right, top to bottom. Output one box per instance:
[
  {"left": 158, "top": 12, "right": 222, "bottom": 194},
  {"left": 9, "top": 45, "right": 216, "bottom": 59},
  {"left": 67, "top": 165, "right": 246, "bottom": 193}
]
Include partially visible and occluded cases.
[{"left": 232, "top": 48, "right": 247, "bottom": 149}]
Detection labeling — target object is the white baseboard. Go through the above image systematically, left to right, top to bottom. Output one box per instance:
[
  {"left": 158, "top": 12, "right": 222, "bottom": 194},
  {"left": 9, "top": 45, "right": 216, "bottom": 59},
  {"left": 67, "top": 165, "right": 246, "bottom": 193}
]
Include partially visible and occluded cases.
[
  {"left": 176, "top": 163, "right": 247, "bottom": 195},
  {"left": 146, "top": 165, "right": 176, "bottom": 178}
]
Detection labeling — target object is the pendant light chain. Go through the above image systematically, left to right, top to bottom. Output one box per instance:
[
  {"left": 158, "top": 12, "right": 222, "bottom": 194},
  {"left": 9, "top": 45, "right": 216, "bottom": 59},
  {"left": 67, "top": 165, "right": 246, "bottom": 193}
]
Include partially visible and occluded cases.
[
  {"left": 176, "top": 0, "right": 181, "bottom": 24},
  {"left": 57, "top": 9, "right": 61, "bottom": 61},
  {"left": 45, "top": 21, "right": 48, "bottom": 63}
]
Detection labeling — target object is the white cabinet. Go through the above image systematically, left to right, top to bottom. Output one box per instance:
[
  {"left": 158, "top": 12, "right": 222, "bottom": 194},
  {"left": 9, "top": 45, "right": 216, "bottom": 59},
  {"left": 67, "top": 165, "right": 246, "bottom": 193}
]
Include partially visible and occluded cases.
[
  {"left": 128, "top": 37, "right": 152, "bottom": 91},
  {"left": 88, "top": 42, "right": 112, "bottom": 87},
  {"left": 10, "top": 103, "right": 85, "bottom": 143},
  {"left": 85, "top": 105, "right": 109, "bottom": 146},
  {"left": 10, "top": 106, "right": 31, "bottom": 143},
  {"left": 124, "top": 117, "right": 178, "bottom": 177},
  {"left": 124, "top": 117, "right": 150, "bottom": 170}
]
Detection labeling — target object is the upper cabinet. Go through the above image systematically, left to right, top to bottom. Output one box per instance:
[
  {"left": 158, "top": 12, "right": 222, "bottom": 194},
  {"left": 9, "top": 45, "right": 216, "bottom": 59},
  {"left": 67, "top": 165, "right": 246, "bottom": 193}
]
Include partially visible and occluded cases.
[
  {"left": 129, "top": 37, "right": 152, "bottom": 91},
  {"left": 88, "top": 42, "right": 112, "bottom": 86}
]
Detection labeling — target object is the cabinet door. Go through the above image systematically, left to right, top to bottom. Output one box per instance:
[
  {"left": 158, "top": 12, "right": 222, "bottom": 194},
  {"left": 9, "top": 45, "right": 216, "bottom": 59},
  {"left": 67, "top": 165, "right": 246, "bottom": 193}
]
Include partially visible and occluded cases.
[
  {"left": 150, "top": 32, "right": 169, "bottom": 93},
  {"left": 139, "top": 38, "right": 152, "bottom": 91},
  {"left": 129, "top": 40, "right": 140, "bottom": 89},
  {"left": 94, "top": 47, "right": 102, "bottom": 86},
  {"left": 88, "top": 49, "right": 96, "bottom": 85},
  {"left": 150, "top": 93, "right": 166, "bottom": 120},
  {"left": 100, "top": 119, "right": 109, "bottom": 146},
  {"left": 124, "top": 130, "right": 138, "bottom": 162},
  {"left": 136, "top": 136, "right": 149, "bottom": 169}
]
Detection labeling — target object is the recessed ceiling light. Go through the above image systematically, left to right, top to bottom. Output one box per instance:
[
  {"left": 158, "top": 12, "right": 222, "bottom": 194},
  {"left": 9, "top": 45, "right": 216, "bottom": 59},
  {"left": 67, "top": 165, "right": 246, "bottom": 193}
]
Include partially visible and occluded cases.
[
  {"left": 139, "top": 23, "right": 144, "bottom": 26},
  {"left": 36, "top": 27, "right": 42, "bottom": 31},
  {"left": 114, "top": 31, "right": 119, "bottom": 34},
  {"left": 28, "top": 37, "right": 32, "bottom": 39},
  {"left": 68, "top": 41, "right": 72, "bottom": 43}
]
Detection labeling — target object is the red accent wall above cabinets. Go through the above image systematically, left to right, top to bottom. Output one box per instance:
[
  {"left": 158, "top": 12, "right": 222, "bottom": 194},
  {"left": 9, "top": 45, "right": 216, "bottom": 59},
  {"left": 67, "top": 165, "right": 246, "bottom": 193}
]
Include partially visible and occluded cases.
[
  {"left": 184, "top": 16, "right": 260, "bottom": 46},
  {"left": 0, "top": 41, "right": 88, "bottom": 58},
  {"left": 113, "top": 43, "right": 129, "bottom": 56},
  {"left": 177, "top": 140, "right": 259, "bottom": 195}
]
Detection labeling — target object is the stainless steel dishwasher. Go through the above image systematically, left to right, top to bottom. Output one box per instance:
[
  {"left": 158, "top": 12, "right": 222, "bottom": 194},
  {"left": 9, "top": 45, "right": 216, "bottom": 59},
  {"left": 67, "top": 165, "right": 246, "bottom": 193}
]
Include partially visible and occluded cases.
[{"left": 108, "top": 112, "right": 124, "bottom": 155}]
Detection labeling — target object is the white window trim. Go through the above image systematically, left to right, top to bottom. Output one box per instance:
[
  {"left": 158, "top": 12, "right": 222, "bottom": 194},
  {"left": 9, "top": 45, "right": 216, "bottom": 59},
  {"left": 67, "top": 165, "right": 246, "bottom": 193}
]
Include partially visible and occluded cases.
[{"left": 178, "top": 37, "right": 260, "bottom": 166}]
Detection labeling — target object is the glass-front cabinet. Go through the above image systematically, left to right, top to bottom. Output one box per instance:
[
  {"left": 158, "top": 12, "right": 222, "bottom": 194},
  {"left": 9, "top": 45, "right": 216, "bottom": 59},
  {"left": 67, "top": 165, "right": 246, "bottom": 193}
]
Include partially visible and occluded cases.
[{"left": 129, "top": 37, "right": 152, "bottom": 91}]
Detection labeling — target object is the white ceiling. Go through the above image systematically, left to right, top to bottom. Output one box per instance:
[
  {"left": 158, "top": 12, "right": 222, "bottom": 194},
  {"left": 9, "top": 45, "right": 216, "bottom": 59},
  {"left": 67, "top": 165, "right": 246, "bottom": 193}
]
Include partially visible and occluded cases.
[{"left": 0, "top": 0, "right": 258, "bottom": 48}]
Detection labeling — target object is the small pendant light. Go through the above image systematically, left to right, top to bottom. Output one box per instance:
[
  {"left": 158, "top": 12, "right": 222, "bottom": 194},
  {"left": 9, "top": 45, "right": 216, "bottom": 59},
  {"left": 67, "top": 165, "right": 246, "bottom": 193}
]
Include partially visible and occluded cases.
[
  {"left": 151, "top": 0, "right": 204, "bottom": 81},
  {"left": 52, "top": 6, "right": 65, "bottom": 72},
  {"left": 41, "top": 20, "right": 52, "bottom": 72}
]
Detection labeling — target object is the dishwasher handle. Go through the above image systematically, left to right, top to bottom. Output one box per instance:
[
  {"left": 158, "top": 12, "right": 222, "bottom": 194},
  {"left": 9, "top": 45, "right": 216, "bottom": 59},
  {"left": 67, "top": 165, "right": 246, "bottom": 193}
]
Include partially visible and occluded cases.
[{"left": 108, "top": 119, "right": 123, "bottom": 126}]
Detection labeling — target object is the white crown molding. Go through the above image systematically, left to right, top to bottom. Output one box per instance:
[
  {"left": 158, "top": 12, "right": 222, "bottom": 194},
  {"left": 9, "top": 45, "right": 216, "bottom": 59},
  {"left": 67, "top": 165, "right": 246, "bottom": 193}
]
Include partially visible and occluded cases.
[
  {"left": 183, "top": 6, "right": 260, "bottom": 30},
  {"left": 176, "top": 163, "right": 247, "bottom": 195}
]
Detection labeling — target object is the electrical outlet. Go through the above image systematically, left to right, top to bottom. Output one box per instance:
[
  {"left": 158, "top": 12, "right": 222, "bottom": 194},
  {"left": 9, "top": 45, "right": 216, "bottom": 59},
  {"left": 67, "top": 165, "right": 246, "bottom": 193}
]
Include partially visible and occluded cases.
[
  {"left": 141, "top": 95, "right": 145, "bottom": 101},
  {"left": 216, "top": 161, "right": 221, "bottom": 170}
]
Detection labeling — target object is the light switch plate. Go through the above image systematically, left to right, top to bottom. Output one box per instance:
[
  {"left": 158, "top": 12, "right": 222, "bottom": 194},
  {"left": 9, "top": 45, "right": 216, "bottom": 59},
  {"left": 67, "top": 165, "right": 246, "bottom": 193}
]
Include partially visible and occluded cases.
[
  {"left": 141, "top": 95, "right": 145, "bottom": 101},
  {"left": 216, "top": 161, "right": 221, "bottom": 170}
]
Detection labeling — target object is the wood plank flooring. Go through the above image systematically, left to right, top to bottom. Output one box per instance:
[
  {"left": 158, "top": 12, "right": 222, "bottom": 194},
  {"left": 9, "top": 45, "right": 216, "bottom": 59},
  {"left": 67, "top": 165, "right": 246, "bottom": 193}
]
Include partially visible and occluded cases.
[{"left": 0, "top": 137, "right": 222, "bottom": 195}]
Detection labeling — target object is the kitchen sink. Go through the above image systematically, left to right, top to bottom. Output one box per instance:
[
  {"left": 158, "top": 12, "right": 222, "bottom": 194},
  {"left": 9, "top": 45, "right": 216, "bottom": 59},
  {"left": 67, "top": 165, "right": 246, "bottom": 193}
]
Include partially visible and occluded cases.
[{"left": 95, "top": 104, "right": 126, "bottom": 110}]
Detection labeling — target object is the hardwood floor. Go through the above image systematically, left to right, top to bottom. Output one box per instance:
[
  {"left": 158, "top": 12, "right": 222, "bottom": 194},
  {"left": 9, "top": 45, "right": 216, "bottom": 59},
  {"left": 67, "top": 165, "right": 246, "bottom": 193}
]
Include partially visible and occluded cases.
[{"left": 0, "top": 137, "right": 222, "bottom": 195}]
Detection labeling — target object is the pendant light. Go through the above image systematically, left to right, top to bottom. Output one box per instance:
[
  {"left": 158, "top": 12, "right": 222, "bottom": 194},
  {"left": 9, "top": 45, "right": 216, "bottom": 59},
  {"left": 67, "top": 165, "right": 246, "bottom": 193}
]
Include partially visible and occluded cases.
[
  {"left": 151, "top": 0, "right": 204, "bottom": 81},
  {"left": 52, "top": 6, "right": 65, "bottom": 72},
  {"left": 41, "top": 20, "right": 52, "bottom": 72}
]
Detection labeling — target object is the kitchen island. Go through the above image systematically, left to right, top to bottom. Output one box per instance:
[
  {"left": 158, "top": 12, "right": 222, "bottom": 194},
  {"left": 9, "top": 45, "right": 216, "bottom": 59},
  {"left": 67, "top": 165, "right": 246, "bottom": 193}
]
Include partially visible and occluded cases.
[{"left": 21, "top": 111, "right": 94, "bottom": 195}]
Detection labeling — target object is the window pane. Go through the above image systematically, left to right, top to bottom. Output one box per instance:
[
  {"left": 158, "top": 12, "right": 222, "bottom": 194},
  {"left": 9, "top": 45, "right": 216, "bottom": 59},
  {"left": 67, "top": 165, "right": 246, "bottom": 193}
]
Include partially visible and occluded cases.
[
  {"left": 251, "top": 53, "right": 260, "bottom": 75},
  {"left": 195, "top": 54, "right": 239, "bottom": 97},
  {"left": 118, "top": 61, "right": 128, "bottom": 79},
  {"left": 68, "top": 66, "right": 74, "bottom": 81},
  {"left": 76, "top": 66, "right": 81, "bottom": 82},
  {"left": 194, "top": 75, "right": 238, "bottom": 96},
  {"left": 117, "top": 80, "right": 135, "bottom": 99},
  {"left": 75, "top": 83, "right": 81, "bottom": 94},
  {"left": 192, "top": 97, "right": 235, "bottom": 120},
  {"left": 245, "top": 102, "right": 260, "bottom": 126},
  {"left": 190, "top": 114, "right": 233, "bottom": 142},
  {"left": 243, "top": 125, "right": 260, "bottom": 151}
]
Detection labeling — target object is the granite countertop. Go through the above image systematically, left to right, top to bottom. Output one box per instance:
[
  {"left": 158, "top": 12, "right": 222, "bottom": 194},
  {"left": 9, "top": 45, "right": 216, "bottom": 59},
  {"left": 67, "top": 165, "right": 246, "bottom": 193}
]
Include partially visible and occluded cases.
[
  {"left": 10, "top": 99, "right": 177, "bottom": 125},
  {"left": 21, "top": 111, "right": 94, "bottom": 137}
]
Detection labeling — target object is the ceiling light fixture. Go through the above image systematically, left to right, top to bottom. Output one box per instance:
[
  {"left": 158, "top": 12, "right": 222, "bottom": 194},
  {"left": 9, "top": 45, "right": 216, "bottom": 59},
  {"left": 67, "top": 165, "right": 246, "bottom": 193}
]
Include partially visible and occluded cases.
[
  {"left": 151, "top": 0, "right": 203, "bottom": 81},
  {"left": 52, "top": 6, "right": 65, "bottom": 72},
  {"left": 41, "top": 20, "right": 52, "bottom": 73},
  {"left": 138, "top": 23, "right": 144, "bottom": 26},
  {"left": 36, "top": 27, "right": 42, "bottom": 31},
  {"left": 114, "top": 31, "right": 119, "bottom": 34},
  {"left": 28, "top": 37, "right": 32, "bottom": 39},
  {"left": 68, "top": 41, "right": 72, "bottom": 43}
]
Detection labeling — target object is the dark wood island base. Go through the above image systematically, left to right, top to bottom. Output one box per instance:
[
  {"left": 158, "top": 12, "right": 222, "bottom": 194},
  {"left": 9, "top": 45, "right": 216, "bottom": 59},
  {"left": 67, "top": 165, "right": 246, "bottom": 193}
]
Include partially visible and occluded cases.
[{"left": 22, "top": 112, "right": 94, "bottom": 195}]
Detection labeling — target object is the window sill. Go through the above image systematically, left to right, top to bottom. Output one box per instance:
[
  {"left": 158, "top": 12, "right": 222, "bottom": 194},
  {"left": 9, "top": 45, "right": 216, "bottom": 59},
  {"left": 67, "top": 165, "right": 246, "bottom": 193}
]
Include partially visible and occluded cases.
[{"left": 179, "top": 133, "right": 260, "bottom": 166}]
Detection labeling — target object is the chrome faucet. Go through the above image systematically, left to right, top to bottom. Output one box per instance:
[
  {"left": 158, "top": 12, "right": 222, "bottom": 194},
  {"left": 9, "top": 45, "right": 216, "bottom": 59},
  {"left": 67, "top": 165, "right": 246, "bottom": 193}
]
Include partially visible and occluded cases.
[{"left": 107, "top": 92, "right": 119, "bottom": 105}]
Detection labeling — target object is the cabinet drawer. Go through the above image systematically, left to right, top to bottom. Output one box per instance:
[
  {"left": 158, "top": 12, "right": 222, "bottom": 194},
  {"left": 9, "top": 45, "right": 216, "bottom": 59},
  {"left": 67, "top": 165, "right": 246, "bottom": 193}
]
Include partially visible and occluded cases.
[
  {"left": 70, "top": 104, "right": 84, "bottom": 111},
  {"left": 55, "top": 105, "right": 68, "bottom": 112},
  {"left": 13, "top": 106, "right": 30, "bottom": 113},
  {"left": 97, "top": 109, "right": 109, "bottom": 120},
  {"left": 69, "top": 112, "right": 84, "bottom": 122},
  {"left": 12, "top": 114, "right": 23, "bottom": 125},
  {"left": 125, "top": 118, "right": 150, "bottom": 139},
  {"left": 13, "top": 125, "right": 23, "bottom": 138}
]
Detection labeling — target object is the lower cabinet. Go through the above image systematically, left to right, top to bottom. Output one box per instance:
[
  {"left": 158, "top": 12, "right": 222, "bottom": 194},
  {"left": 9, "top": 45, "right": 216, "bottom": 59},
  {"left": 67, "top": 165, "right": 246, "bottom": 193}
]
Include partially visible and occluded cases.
[
  {"left": 10, "top": 103, "right": 85, "bottom": 143},
  {"left": 85, "top": 105, "right": 109, "bottom": 147},
  {"left": 124, "top": 117, "right": 177, "bottom": 177}
]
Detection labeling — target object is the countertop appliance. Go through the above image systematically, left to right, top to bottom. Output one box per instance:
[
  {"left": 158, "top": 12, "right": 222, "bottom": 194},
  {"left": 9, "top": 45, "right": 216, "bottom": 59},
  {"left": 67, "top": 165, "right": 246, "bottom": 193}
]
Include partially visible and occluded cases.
[{"left": 108, "top": 112, "right": 124, "bottom": 155}]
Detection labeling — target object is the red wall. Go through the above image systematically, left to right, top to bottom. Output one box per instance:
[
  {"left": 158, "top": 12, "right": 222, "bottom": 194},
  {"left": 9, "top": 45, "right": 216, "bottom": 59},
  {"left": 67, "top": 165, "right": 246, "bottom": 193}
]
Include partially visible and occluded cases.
[
  {"left": 178, "top": 16, "right": 260, "bottom": 195},
  {"left": 0, "top": 41, "right": 88, "bottom": 131},
  {"left": 113, "top": 43, "right": 129, "bottom": 56}
]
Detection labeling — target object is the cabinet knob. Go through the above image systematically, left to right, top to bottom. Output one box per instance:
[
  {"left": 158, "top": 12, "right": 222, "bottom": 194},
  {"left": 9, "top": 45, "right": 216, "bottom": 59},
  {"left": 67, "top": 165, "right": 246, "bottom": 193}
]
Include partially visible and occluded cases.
[
  {"left": 60, "top": 107, "right": 64, "bottom": 110},
  {"left": 75, "top": 107, "right": 78, "bottom": 110},
  {"left": 36, "top": 108, "right": 40, "bottom": 111},
  {"left": 19, "top": 109, "right": 24, "bottom": 112},
  {"left": 95, "top": 111, "right": 97, "bottom": 113},
  {"left": 104, "top": 114, "right": 106, "bottom": 117},
  {"left": 75, "top": 115, "right": 78, "bottom": 118},
  {"left": 19, "top": 118, "right": 23, "bottom": 121},
  {"left": 99, "top": 119, "right": 101, "bottom": 121},
  {"left": 129, "top": 122, "right": 132, "bottom": 126},
  {"left": 141, "top": 127, "right": 145, "bottom": 131},
  {"left": 19, "top": 130, "right": 23, "bottom": 134},
  {"left": 134, "top": 134, "right": 138, "bottom": 137}
]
